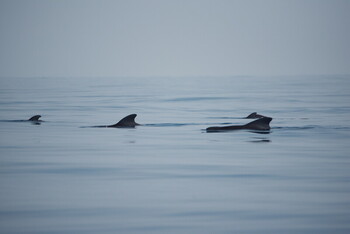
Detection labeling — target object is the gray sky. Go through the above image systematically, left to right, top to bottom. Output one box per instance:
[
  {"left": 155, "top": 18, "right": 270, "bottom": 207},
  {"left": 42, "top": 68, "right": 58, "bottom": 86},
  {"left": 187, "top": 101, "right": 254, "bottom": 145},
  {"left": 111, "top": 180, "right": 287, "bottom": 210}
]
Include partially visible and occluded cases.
[{"left": 0, "top": 0, "right": 349, "bottom": 77}]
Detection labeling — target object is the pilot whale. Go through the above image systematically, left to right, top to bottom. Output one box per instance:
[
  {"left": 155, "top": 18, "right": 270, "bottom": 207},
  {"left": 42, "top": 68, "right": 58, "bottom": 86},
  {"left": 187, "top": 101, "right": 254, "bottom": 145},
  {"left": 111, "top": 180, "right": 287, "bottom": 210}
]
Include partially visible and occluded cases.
[
  {"left": 245, "top": 112, "right": 268, "bottom": 119},
  {"left": 91, "top": 114, "right": 140, "bottom": 128},
  {"left": 0, "top": 115, "right": 43, "bottom": 122},
  {"left": 28, "top": 115, "right": 42, "bottom": 121},
  {"left": 206, "top": 117, "right": 272, "bottom": 132}
]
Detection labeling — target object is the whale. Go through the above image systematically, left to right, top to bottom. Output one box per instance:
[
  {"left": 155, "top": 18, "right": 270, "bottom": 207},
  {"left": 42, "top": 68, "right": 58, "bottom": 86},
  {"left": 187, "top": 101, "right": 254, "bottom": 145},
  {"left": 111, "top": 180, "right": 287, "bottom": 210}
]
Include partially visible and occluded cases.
[
  {"left": 245, "top": 112, "right": 268, "bottom": 119},
  {"left": 91, "top": 114, "right": 140, "bottom": 128},
  {"left": 0, "top": 115, "right": 43, "bottom": 123},
  {"left": 0, "top": 115, "right": 43, "bottom": 125},
  {"left": 28, "top": 115, "right": 42, "bottom": 121},
  {"left": 206, "top": 117, "right": 272, "bottom": 132}
]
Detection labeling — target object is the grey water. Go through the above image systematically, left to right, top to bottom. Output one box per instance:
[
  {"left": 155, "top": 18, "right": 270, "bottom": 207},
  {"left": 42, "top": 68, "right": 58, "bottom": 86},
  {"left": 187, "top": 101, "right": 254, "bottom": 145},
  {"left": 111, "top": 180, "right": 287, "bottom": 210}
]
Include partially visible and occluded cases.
[{"left": 0, "top": 76, "right": 350, "bottom": 234}]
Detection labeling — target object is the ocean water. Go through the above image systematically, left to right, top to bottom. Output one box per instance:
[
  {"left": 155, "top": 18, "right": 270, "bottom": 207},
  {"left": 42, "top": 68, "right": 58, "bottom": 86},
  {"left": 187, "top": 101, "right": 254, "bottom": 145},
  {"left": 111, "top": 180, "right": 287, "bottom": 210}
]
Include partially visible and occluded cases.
[{"left": 0, "top": 76, "right": 350, "bottom": 234}]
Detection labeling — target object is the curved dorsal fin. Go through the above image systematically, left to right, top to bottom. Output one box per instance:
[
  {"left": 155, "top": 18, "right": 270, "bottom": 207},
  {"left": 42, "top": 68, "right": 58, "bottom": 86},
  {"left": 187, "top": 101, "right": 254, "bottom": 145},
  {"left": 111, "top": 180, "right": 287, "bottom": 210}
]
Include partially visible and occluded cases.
[
  {"left": 245, "top": 112, "right": 267, "bottom": 119},
  {"left": 246, "top": 112, "right": 258, "bottom": 118},
  {"left": 109, "top": 114, "right": 139, "bottom": 128},
  {"left": 28, "top": 115, "right": 41, "bottom": 121},
  {"left": 244, "top": 117, "right": 272, "bottom": 130}
]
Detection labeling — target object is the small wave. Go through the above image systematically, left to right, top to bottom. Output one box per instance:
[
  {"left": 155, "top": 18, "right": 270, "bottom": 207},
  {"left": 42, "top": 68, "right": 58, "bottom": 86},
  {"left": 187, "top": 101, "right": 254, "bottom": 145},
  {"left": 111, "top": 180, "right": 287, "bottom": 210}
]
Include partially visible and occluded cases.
[
  {"left": 165, "top": 97, "right": 230, "bottom": 102},
  {"left": 207, "top": 117, "right": 243, "bottom": 120},
  {"left": 0, "top": 120, "right": 43, "bottom": 125},
  {"left": 0, "top": 120, "right": 28, "bottom": 122},
  {"left": 145, "top": 122, "right": 242, "bottom": 127},
  {"left": 145, "top": 123, "right": 199, "bottom": 127},
  {"left": 272, "top": 126, "right": 317, "bottom": 130},
  {"left": 332, "top": 126, "right": 350, "bottom": 130},
  {"left": 248, "top": 130, "right": 271, "bottom": 134},
  {"left": 248, "top": 139, "right": 271, "bottom": 143}
]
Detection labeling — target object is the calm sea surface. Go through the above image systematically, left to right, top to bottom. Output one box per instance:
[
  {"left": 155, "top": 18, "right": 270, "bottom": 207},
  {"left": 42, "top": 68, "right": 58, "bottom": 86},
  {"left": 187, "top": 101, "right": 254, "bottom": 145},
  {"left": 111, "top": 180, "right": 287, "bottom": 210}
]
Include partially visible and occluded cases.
[{"left": 0, "top": 76, "right": 350, "bottom": 233}]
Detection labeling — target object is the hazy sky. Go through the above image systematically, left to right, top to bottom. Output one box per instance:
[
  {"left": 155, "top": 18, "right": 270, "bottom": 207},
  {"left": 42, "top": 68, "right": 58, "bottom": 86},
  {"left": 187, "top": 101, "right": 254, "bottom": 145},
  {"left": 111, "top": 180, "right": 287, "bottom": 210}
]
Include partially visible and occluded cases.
[{"left": 0, "top": 0, "right": 349, "bottom": 77}]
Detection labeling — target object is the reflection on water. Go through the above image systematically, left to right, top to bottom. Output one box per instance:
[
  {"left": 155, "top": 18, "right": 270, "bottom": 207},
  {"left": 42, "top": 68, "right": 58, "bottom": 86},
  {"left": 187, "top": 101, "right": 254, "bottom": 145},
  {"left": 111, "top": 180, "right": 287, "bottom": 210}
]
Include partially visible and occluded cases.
[
  {"left": 248, "top": 130, "right": 271, "bottom": 134},
  {"left": 248, "top": 138, "right": 271, "bottom": 143}
]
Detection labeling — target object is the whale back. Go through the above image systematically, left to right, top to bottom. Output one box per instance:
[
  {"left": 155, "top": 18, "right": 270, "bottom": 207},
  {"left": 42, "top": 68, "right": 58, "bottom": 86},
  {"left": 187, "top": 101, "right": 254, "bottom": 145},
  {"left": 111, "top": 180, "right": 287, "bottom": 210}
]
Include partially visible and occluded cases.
[
  {"left": 108, "top": 114, "right": 139, "bottom": 128},
  {"left": 206, "top": 117, "right": 272, "bottom": 132},
  {"left": 244, "top": 117, "right": 272, "bottom": 130},
  {"left": 206, "top": 125, "right": 244, "bottom": 132}
]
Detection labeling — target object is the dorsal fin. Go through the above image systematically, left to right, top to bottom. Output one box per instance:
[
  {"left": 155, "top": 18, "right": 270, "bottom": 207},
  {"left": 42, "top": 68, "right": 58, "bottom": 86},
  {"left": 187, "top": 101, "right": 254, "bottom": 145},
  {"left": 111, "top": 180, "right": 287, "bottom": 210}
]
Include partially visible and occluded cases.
[
  {"left": 245, "top": 112, "right": 267, "bottom": 119},
  {"left": 246, "top": 112, "right": 258, "bottom": 118},
  {"left": 109, "top": 114, "right": 139, "bottom": 128},
  {"left": 28, "top": 115, "right": 41, "bottom": 121},
  {"left": 244, "top": 117, "right": 272, "bottom": 130}
]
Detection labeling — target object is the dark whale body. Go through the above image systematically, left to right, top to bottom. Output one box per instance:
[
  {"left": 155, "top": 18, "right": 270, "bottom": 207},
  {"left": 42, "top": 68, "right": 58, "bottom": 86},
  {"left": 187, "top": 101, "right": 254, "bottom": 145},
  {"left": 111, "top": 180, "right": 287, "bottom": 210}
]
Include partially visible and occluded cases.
[
  {"left": 245, "top": 112, "right": 268, "bottom": 119},
  {"left": 92, "top": 114, "right": 140, "bottom": 128},
  {"left": 0, "top": 115, "right": 43, "bottom": 125},
  {"left": 1, "top": 115, "right": 43, "bottom": 123},
  {"left": 27, "top": 115, "right": 43, "bottom": 125},
  {"left": 28, "top": 115, "right": 42, "bottom": 121},
  {"left": 206, "top": 117, "right": 272, "bottom": 132}
]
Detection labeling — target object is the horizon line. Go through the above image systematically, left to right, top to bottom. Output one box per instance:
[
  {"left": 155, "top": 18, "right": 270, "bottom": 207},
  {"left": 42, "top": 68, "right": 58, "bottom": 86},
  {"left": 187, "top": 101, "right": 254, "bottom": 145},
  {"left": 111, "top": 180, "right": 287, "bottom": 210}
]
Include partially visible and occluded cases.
[{"left": 1, "top": 74, "right": 350, "bottom": 79}]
